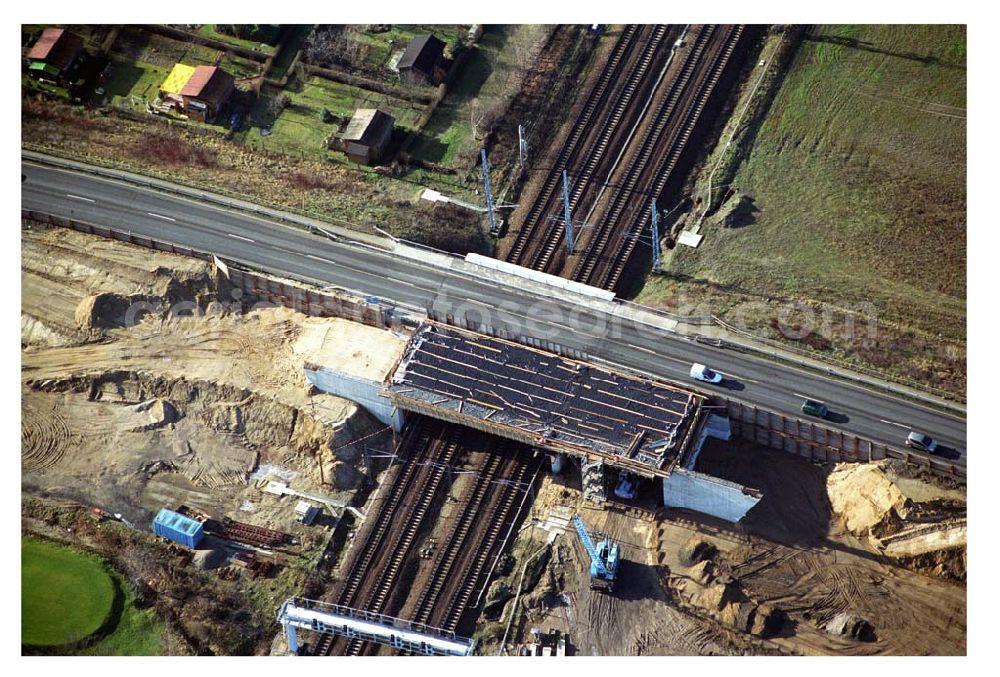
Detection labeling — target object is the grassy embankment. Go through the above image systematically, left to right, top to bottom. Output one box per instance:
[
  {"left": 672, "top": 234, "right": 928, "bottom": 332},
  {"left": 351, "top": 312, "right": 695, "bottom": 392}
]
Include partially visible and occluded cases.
[{"left": 640, "top": 25, "right": 966, "bottom": 395}]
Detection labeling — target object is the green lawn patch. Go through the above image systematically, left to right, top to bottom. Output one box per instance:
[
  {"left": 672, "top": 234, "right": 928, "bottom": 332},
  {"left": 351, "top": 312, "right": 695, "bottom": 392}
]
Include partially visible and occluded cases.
[
  {"left": 104, "top": 57, "right": 170, "bottom": 106},
  {"left": 22, "top": 74, "right": 71, "bottom": 100},
  {"left": 246, "top": 76, "right": 424, "bottom": 159},
  {"left": 22, "top": 536, "right": 167, "bottom": 655},
  {"left": 22, "top": 537, "right": 115, "bottom": 647},
  {"left": 78, "top": 570, "right": 164, "bottom": 656}
]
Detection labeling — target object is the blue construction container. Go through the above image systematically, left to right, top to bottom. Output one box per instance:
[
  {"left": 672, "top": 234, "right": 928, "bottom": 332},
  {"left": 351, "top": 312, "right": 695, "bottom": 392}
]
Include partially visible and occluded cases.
[{"left": 153, "top": 508, "right": 204, "bottom": 548}]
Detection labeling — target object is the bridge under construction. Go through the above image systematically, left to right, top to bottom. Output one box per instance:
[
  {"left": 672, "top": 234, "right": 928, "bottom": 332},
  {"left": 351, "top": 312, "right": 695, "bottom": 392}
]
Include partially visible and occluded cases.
[{"left": 386, "top": 323, "right": 706, "bottom": 478}]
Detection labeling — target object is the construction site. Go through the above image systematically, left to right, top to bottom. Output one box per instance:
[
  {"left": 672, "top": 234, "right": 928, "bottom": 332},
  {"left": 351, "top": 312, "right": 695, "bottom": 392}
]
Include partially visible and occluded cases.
[
  {"left": 21, "top": 22, "right": 966, "bottom": 658},
  {"left": 21, "top": 216, "right": 966, "bottom": 656}
]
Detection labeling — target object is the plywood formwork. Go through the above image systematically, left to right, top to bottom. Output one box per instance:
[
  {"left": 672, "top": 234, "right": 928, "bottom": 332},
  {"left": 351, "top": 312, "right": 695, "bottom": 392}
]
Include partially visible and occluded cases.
[{"left": 386, "top": 323, "right": 705, "bottom": 478}]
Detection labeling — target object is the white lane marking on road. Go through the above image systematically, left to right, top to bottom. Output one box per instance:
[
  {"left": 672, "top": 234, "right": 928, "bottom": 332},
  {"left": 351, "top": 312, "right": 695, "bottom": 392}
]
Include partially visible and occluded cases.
[
  {"left": 66, "top": 194, "right": 95, "bottom": 203},
  {"left": 147, "top": 212, "right": 176, "bottom": 222},
  {"left": 227, "top": 233, "right": 255, "bottom": 243},
  {"left": 306, "top": 253, "right": 336, "bottom": 265},
  {"left": 627, "top": 343, "right": 656, "bottom": 355},
  {"left": 653, "top": 352, "right": 696, "bottom": 367},
  {"left": 792, "top": 392, "right": 822, "bottom": 401},
  {"left": 879, "top": 418, "right": 912, "bottom": 429}
]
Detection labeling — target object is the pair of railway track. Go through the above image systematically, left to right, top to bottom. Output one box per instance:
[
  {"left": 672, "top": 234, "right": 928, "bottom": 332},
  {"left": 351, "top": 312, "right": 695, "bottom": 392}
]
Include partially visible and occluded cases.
[
  {"left": 506, "top": 23, "right": 748, "bottom": 294},
  {"left": 505, "top": 25, "right": 673, "bottom": 272},
  {"left": 588, "top": 25, "right": 746, "bottom": 291},
  {"left": 313, "top": 418, "right": 461, "bottom": 656},
  {"left": 314, "top": 418, "right": 539, "bottom": 656},
  {"left": 411, "top": 444, "right": 538, "bottom": 634}
]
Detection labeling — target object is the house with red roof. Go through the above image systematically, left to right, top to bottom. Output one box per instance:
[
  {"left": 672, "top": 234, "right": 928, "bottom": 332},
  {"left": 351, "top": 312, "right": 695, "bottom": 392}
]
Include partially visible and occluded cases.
[{"left": 26, "top": 28, "right": 84, "bottom": 82}]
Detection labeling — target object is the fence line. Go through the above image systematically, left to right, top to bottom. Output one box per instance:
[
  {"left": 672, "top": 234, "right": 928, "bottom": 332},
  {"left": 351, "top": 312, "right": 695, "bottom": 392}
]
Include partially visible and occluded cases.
[{"left": 724, "top": 398, "right": 965, "bottom": 480}]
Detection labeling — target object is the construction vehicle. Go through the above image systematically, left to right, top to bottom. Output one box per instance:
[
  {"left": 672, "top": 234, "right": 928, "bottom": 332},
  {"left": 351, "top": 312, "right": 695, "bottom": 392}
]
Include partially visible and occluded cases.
[{"left": 572, "top": 514, "right": 620, "bottom": 592}]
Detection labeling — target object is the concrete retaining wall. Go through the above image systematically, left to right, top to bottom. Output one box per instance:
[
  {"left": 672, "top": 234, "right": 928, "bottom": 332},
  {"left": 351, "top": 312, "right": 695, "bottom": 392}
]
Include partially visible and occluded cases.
[
  {"left": 304, "top": 364, "right": 403, "bottom": 431},
  {"left": 662, "top": 468, "right": 762, "bottom": 523}
]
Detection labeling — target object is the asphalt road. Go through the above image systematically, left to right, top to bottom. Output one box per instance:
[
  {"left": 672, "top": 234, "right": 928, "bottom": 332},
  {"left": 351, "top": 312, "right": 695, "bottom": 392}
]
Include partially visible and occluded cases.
[{"left": 21, "top": 160, "right": 967, "bottom": 465}]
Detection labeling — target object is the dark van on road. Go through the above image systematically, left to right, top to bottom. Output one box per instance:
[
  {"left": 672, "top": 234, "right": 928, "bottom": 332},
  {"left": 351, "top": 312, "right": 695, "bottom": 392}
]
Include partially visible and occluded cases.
[{"left": 801, "top": 399, "right": 829, "bottom": 418}]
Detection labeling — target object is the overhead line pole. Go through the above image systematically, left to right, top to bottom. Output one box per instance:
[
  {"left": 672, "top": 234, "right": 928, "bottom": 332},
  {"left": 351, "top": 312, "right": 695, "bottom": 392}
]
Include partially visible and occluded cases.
[
  {"left": 518, "top": 124, "right": 528, "bottom": 168},
  {"left": 481, "top": 148, "right": 499, "bottom": 236},
  {"left": 562, "top": 170, "right": 574, "bottom": 256},
  {"left": 650, "top": 198, "right": 662, "bottom": 274}
]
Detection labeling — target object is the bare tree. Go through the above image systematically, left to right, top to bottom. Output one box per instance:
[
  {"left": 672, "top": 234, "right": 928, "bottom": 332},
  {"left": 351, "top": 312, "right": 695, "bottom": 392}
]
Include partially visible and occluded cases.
[
  {"left": 304, "top": 25, "right": 369, "bottom": 69},
  {"left": 469, "top": 98, "right": 504, "bottom": 141},
  {"left": 118, "top": 539, "right": 159, "bottom": 596}
]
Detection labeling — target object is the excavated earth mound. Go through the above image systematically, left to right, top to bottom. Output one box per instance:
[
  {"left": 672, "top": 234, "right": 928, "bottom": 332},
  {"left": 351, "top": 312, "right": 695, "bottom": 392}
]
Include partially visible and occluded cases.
[{"left": 826, "top": 463, "right": 909, "bottom": 535}]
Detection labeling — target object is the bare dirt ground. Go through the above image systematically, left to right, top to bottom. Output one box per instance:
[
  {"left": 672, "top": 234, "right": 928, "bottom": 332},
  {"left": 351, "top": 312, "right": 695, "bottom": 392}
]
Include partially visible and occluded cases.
[
  {"left": 20, "top": 226, "right": 419, "bottom": 654},
  {"left": 21, "top": 226, "right": 966, "bottom": 656},
  {"left": 22, "top": 226, "right": 407, "bottom": 534},
  {"left": 684, "top": 441, "right": 966, "bottom": 655},
  {"left": 479, "top": 444, "right": 966, "bottom": 656}
]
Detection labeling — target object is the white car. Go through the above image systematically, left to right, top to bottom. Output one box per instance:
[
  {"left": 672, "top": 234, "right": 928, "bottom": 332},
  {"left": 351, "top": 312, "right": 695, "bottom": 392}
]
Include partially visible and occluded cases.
[{"left": 690, "top": 363, "right": 723, "bottom": 384}]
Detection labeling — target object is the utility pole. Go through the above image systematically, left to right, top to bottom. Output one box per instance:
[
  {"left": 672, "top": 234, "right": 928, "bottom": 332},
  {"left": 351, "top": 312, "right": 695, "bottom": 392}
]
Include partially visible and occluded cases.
[
  {"left": 518, "top": 124, "right": 528, "bottom": 168},
  {"left": 481, "top": 148, "right": 499, "bottom": 236},
  {"left": 562, "top": 169, "right": 574, "bottom": 256},
  {"left": 650, "top": 198, "right": 663, "bottom": 274}
]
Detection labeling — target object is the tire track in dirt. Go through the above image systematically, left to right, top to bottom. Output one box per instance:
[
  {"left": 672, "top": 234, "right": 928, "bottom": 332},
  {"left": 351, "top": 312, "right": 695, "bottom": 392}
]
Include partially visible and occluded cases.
[{"left": 21, "top": 397, "right": 73, "bottom": 471}]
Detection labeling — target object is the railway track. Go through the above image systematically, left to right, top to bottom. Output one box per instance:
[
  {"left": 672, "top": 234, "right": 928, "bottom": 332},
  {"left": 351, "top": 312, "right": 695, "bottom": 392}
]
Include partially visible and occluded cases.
[
  {"left": 570, "top": 24, "right": 730, "bottom": 286},
  {"left": 507, "top": 25, "right": 665, "bottom": 269},
  {"left": 527, "top": 25, "right": 673, "bottom": 273},
  {"left": 600, "top": 25, "right": 746, "bottom": 291},
  {"left": 307, "top": 416, "right": 541, "bottom": 657},
  {"left": 312, "top": 418, "right": 460, "bottom": 656},
  {"left": 338, "top": 423, "right": 464, "bottom": 656},
  {"left": 408, "top": 443, "right": 507, "bottom": 627},
  {"left": 381, "top": 446, "right": 539, "bottom": 655},
  {"left": 438, "top": 454, "right": 537, "bottom": 633}
]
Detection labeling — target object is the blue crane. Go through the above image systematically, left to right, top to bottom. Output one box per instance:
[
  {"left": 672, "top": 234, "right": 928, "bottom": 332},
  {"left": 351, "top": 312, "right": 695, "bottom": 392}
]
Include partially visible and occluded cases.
[{"left": 572, "top": 514, "right": 620, "bottom": 592}]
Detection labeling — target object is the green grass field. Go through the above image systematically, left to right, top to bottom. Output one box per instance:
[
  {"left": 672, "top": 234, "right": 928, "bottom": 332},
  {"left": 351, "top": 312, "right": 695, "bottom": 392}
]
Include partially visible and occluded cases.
[
  {"left": 640, "top": 25, "right": 966, "bottom": 390},
  {"left": 22, "top": 537, "right": 115, "bottom": 647},
  {"left": 22, "top": 537, "right": 165, "bottom": 654},
  {"left": 77, "top": 571, "right": 164, "bottom": 656}
]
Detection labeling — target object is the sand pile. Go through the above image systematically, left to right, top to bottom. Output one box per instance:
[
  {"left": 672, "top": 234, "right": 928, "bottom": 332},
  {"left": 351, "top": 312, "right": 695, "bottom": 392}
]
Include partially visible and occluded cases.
[{"left": 827, "top": 463, "right": 909, "bottom": 535}]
